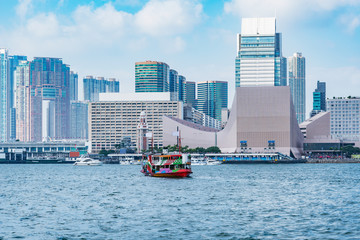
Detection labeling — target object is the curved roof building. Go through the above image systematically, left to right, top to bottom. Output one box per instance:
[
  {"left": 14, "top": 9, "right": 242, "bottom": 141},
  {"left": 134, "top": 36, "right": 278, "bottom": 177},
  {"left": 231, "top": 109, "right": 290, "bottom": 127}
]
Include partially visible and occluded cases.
[{"left": 163, "top": 86, "right": 304, "bottom": 158}]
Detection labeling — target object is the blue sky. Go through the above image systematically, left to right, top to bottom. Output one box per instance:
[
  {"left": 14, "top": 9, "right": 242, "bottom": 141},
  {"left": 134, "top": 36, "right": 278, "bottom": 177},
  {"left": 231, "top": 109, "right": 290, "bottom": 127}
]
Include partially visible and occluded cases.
[{"left": 0, "top": 0, "right": 360, "bottom": 115}]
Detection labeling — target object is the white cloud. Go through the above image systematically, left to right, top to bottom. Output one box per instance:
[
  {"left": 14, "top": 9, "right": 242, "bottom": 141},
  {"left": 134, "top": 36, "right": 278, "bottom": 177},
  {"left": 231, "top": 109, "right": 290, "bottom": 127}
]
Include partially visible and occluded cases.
[
  {"left": 16, "top": 0, "right": 33, "bottom": 19},
  {"left": 135, "top": 0, "right": 203, "bottom": 36},
  {"left": 224, "top": 0, "right": 360, "bottom": 26},
  {"left": 26, "top": 13, "right": 59, "bottom": 37},
  {"left": 339, "top": 14, "right": 360, "bottom": 33}
]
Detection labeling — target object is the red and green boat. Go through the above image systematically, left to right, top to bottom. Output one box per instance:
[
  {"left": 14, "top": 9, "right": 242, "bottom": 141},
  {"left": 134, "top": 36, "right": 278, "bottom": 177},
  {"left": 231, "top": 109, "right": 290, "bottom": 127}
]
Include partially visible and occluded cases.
[{"left": 141, "top": 154, "right": 192, "bottom": 178}]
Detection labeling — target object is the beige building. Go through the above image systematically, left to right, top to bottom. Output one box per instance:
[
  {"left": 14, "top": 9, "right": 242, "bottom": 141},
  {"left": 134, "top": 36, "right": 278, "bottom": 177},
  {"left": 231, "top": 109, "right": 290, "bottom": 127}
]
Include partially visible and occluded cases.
[
  {"left": 163, "top": 86, "right": 304, "bottom": 158},
  {"left": 89, "top": 93, "right": 182, "bottom": 153}
]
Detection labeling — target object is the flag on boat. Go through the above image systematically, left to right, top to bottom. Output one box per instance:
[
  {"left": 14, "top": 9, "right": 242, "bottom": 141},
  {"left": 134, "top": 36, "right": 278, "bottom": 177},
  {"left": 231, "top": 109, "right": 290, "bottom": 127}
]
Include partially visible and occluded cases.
[
  {"left": 172, "top": 131, "right": 179, "bottom": 136},
  {"left": 145, "top": 132, "right": 153, "bottom": 137}
]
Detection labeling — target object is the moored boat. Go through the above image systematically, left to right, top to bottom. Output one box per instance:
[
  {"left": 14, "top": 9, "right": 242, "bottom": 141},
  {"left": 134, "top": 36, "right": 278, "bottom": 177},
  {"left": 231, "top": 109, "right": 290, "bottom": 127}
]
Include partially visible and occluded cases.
[
  {"left": 141, "top": 154, "right": 192, "bottom": 178},
  {"left": 73, "top": 157, "right": 102, "bottom": 166}
]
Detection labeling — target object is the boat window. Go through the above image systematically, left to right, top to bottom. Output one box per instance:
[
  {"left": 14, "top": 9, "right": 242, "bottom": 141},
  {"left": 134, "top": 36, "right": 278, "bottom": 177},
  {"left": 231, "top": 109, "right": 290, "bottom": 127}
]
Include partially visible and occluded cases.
[
  {"left": 170, "top": 165, "right": 174, "bottom": 170},
  {"left": 156, "top": 166, "right": 160, "bottom": 171}
]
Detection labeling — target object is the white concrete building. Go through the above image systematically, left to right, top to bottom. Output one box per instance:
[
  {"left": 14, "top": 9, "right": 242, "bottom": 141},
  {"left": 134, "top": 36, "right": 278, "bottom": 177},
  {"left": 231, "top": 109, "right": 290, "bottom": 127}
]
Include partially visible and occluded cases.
[
  {"left": 89, "top": 93, "right": 183, "bottom": 153},
  {"left": 327, "top": 97, "right": 360, "bottom": 141}
]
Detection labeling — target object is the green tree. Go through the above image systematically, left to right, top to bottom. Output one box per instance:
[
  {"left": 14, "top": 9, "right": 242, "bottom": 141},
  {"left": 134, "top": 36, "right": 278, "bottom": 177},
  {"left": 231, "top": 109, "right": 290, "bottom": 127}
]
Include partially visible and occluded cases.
[{"left": 205, "top": 146, "right": 221, "bottom": 153}]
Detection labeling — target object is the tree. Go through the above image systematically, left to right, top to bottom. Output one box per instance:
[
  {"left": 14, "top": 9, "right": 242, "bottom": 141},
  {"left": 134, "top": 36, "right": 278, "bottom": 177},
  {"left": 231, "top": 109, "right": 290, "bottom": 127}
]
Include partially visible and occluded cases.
[{"left": 206, "top": 146, "right": 221, "bottom": 153}]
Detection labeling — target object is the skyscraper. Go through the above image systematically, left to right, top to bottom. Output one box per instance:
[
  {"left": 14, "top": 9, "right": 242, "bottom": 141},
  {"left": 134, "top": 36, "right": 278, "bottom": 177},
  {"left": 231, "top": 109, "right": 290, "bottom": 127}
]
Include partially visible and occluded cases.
[
  {"left": 235, "top": 17, "right": 286, "bottom": 87},
  {"left": 0, "top": 48, "right": 9, "bottom": 142},
  {"left": 288, "top": 52, "right": 306, "bottom": 123},
  {"left": 9, "top": 55, "right": 27, "bottom": 141},
  {"left": 15, "top": 57, "right": 70, "bottom": 142},
  {"left": 135, "top": 61, "right": 169, "bottom": 92},
  {"left": 169, "top": 69, "right": 179, "bottom": 100},
  {"left": 69, "top": 71, "right": 78, "bottom": 101},
  {"left": 178, "top": 75, "right": 186, "bottom": 102},
  {"left": 83, "top": 76, "right": 119, "bottom": 101},
  {"left": 185, "top": 81, "right": 196, "bottom": 107},
  {"left": 197, "top": 81, "right": 228, "bottom": 121},
  {"left": 310, "top": 81, "right": 326, "bottom": 117},
  {"left": 70, "top": 101, "right": 88, "bottom": 140}
]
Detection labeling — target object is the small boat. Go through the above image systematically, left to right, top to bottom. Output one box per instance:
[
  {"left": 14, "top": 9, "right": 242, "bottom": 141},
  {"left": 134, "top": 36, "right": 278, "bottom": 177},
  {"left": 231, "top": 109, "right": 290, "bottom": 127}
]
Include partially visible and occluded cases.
[
  {"left": 141, "top": 154, "right": 192, "bottom": 178},
  {"left": 191, "top": 156, "right": 207, "bottom": 165},
  {"left": 73, "top": 157, "right": 103, "bottom": 166},
  {"left": 206, "top": 157, "right": 222, "bottom": 165}
]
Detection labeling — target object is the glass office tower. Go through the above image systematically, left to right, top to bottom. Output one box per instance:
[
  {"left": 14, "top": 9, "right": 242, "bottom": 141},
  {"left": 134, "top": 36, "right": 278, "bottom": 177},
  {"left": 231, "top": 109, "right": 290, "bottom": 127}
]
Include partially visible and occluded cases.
[
  {"left": 235, "top": 18, "right": 286, "bottom": 87},
  {"left": 288, "top": 52, "right": 306, "bottom": 123},
  {"left": 135, "top": 61, "right": 169, "bottom": 93},
  {"left": 197, "top": 81, "right": 228, "bottom": 121}
]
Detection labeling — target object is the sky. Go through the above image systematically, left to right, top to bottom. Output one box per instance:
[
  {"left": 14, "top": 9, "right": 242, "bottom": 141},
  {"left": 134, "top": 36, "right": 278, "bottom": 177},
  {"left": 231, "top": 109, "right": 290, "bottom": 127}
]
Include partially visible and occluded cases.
[{"left": 0, "top": 0, "right": 360, "bottom": 115}]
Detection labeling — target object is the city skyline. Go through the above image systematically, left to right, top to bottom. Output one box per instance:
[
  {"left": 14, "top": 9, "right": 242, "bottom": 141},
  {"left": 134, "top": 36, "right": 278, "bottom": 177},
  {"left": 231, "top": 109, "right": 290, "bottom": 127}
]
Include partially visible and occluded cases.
[{"left": 0, "top": 0, "right": 360, "bottom": 115}]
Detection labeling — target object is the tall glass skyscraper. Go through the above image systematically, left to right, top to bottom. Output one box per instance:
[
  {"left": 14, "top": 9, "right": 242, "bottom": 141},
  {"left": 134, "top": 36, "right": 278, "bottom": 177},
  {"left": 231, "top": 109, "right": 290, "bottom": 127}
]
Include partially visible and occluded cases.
[
  {"left": 235, "top": 18, "right": 286, "bottom": 87},
  {"left": 0, "top": 48, "right": 9, "bottom": 142},
  {"left": 288, "top": 52, "right": 306, "bottom": 123},
  {"left": 9, "top": 55, "right": 27, "bottom": 141},
  {"left": 15, "top": 57, "right": 70, "bottom": 142},
  {"left": 135, "top": 61, "right": 169, "bottom": 92},
  {"left": 169, "top": 69, "right": 179, "bottom": 100},
  {"left": 70, "top": 71, "right": 78, "bottom": 101},
  {"left": 178, "top": 75, "right": 186, "bottom": 102},
  {"left": 83, "top": 76, "right": 120, "bottom": 102},
  {"left": 185, "top": 81, "right": 196, "bottom": 107},
  {"left": 197, "top": 81, "right": 228, "bottom": 121},
  {"left": 310, "top": 81, "right": 326, "bottom": 117}
]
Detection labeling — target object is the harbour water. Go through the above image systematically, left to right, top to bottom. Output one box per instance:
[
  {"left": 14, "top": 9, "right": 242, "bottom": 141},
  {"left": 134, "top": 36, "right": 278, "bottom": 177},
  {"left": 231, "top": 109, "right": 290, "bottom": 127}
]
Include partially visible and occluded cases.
[{"left": 1, "top": 164, "right": 360, "bottom": 239}]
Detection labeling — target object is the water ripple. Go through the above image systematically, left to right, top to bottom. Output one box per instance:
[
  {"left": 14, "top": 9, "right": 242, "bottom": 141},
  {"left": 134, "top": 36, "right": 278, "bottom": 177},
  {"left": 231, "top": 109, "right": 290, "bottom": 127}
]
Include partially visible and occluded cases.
[{"left": 0, "top": 164, "right": 360, "bottom": 239}]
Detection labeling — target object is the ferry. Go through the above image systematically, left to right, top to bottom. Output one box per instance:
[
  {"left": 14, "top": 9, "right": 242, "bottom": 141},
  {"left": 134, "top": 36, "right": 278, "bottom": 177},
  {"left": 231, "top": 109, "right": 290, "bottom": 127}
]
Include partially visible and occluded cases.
[{"left": 141, "top": 154, "right": 192, "bottom": 178}]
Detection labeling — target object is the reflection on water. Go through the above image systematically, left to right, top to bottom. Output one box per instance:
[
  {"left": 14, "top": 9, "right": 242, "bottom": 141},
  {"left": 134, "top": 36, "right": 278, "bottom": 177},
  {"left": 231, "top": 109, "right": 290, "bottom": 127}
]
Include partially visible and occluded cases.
[{"left": 0, "top": 164, "right": 360, "bottom": 239}]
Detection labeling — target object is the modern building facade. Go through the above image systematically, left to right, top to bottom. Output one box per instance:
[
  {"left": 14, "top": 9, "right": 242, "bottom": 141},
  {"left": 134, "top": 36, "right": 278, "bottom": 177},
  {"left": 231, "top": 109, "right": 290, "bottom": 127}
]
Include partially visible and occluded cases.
[
  {"left": 235, "top": 17, "right": 286, "bottom": 87},
  {"left": 0, "top": 48, "right": 9, "bottom": 142},
  {"left": 288, "top": 52, "right": 306, "bottom": 124},
  {"left": 9, "top": 55, "right": 27, "bottom": 141},
  {"left": 15, "top": 57, "right": 70, "bottom": 142},
  {"left": 135, "top": 61, "right": 169, "bottom": 93},
  {"left": 169, "top": 69, "right": 178, "bottom": 100},
  {"left": 69, "top": 71, "right": 78, "bottom": 101},
  {"left": 178, "top": 75, "right": 186, "bottom": 102},
  {"left": 83, "top": 76, "right": 120, "bottom": 102},
  {"left": 185, "top": 81, "right": 196, "bottom": 107},
  {"left": 197, "top": 81, "right": 228, "bottom": 121},
  {"left": 310, "top": 81, "right": 326, "bottom": 117},
  {"left": 164, "top": 86, "right": 304, "bottom": 158},
  {"left": 89, "top": 92, "right": 183, "bottom": 153},
  {"left": 327, "top": 97, "right": 360, "bottom": 141},
  {"left": 70, "top": 101, "right": 88, "bottom": 140},
  {"left": 183, "top": 105, "right": 222, "bottom": 130}
]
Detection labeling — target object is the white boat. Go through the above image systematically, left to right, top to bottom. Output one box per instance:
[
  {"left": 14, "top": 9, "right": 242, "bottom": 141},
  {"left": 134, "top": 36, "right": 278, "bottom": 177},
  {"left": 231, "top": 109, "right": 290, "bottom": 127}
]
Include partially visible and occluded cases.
[
  {"left": 73, "top": 157, "right": 103, "bottom": 166},
  {"left": 120, "top": 157, "right": 133, "bottom": 165},
  {"left": 191, "top": 157, "right": 207, "bottom": 165},
  {"left": 206, "top": 158, "right": 222, "bottom": 165}
]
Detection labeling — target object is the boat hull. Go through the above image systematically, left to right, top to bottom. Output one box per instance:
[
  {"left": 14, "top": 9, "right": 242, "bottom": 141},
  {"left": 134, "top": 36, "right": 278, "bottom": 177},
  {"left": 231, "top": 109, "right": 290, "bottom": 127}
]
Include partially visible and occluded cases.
[{"left": 151, "top": 170, "right": 192, "bottom": 178}]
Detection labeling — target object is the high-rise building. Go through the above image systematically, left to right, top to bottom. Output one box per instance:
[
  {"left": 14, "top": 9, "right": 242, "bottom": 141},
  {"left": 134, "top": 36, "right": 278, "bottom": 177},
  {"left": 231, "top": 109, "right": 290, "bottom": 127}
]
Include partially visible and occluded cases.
[
  {"left": 235, "top": 17, "right": 286, "bottom": 87},
  {"left": 0, "top": 48, "right": 9, "bottom": 142},
  {"left": 288, "top": 52, "right": 306, "bottom": 123},
  {"left": 9, "top": 55, "right": 27, "bottom": 141},
  {"left": 15, "top": 57, "right": 70, "bottom": 142},
  {"left": 135, "top": 61, "right": 169, "bottom": 93},
  {"left": 169, "top": 69, "right": 179, "bottom": 101},
  {"left": 69, "top": 71, "right": 78, "bottom": 101},
  {"left": 178, "top": 75, "right": 186, "bottom": 102},
  {"left": 83, "top": 76, "right": 119, "bottom": 101},
  {"left": 185, "top": 81, "right": 196, "bottom": 107},
  {"left": 197, "top": 81, "right": 228, "bottom": 121},
  {"left": 310, "top": 81, "right": 326, "bottom": 117},
  {"left": 327, "top": 97, "right": 360, "bottom": 141},
  {"left": 70, "top": 101, "right": 88, "bottom": 140}
]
